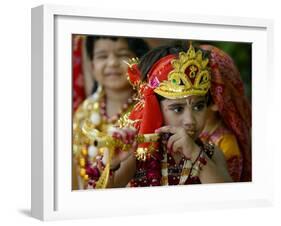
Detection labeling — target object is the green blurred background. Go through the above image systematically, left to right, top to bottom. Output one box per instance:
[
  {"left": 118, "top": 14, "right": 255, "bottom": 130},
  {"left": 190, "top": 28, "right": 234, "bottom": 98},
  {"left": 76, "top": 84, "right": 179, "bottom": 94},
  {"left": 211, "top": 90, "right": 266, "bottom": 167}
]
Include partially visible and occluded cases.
[{"left": 196, "top": 40, "right": 252, "bottom": 102}]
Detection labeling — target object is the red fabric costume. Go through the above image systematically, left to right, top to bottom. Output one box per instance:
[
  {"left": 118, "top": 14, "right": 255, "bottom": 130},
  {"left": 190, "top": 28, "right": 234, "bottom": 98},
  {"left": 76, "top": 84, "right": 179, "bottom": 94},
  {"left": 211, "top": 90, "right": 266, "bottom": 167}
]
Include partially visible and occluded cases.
[
  {"left": 73, "top": 36, "right": 86, "bottom": 111},
  {"left": 127, "top": 44, "right": 251, "bottom": 186}
]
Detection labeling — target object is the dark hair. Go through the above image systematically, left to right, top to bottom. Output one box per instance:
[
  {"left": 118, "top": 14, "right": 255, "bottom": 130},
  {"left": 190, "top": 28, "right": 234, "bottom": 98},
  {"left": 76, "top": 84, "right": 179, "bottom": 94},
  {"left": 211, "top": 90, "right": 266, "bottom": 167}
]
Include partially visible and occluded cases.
[
  {"left": 85, "top": 35, "right": 150, "bottom": 60},
  {"left": 138, "top": 44, "right": 187, "bottom": 81}
]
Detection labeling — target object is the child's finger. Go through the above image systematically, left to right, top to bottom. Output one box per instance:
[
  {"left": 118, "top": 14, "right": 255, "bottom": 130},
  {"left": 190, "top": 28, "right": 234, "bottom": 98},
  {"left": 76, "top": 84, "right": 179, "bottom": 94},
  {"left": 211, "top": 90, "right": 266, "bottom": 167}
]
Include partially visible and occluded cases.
[
  {"left": 155, "top": 126, "right": 178, "bottom": 134},
  {"left": 112, "top": 128, "right": 137, "bottom": 145},
  {"left": 120, "top": 128, "right": 137, "bottom": 144},
  {"left": 124, "top": 128, "right": 137, "bottom": 144},
  {"left": 112, "top": 129, "right": 127, "bottom": 143},
  {"left": 112, "top": 131, "right": 121, "bottom": 139},
  {"left": 167, "top": 134, "right": 180, "bottom": 151},
  {"left": 173, "top": 139, "right": 191, "bottom": 159},
  {"left": 132, "top": 141, "right": 138, "bottom": 150}
]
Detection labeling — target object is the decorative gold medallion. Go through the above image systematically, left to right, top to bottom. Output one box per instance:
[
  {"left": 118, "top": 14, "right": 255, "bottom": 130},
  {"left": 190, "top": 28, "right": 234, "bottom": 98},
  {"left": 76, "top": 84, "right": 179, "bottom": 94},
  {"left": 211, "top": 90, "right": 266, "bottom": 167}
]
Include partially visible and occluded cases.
[{"left": 154, "top": 44, "right": 210, "bottom": 99}]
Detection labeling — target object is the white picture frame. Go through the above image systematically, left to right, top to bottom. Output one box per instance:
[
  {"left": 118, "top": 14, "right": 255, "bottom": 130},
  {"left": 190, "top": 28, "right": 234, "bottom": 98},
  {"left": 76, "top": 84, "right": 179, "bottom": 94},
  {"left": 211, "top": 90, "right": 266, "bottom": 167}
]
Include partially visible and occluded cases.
[{"left": 31, "top": 4, "right": 274, "bottom": 221}]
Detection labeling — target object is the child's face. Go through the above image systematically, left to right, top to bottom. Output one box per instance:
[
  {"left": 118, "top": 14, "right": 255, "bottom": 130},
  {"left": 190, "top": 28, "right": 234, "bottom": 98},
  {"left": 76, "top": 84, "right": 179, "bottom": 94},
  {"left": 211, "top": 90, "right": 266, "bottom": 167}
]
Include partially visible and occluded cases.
[
  {"left": 91, "top": 38, "right": 135, "bottom": 91},
  {"left": 160, "top": 95, "right": 208, "bottom": 139}
]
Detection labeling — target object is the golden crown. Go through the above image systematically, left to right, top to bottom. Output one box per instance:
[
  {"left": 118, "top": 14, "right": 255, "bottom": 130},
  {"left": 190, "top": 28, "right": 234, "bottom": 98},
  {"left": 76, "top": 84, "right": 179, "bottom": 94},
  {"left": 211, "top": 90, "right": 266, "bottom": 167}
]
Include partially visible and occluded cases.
[{"left": 154, "top": 44, "right": 211, "bottom": 99}]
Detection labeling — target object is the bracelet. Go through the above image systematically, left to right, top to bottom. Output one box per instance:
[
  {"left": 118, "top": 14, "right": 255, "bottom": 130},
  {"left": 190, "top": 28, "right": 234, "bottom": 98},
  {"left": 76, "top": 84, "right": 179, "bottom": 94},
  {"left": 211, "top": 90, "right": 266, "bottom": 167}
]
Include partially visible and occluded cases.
[{"left": 203, "top": 142, "right": 215, "bottom": 159}]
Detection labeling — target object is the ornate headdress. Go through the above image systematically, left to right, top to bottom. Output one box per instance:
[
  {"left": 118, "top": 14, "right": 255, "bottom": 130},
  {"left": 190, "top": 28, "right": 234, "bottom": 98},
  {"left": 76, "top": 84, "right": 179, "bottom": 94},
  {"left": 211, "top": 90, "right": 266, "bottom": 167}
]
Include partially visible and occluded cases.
[
  {"left": 127, "top": 43, "right": 211, "bottom": 161},
  {"left": 127, "top": 43, "right": 211, "bottom": 100},
  {"left": 153, "top": 44, "right": 210, "bottom": 98}
]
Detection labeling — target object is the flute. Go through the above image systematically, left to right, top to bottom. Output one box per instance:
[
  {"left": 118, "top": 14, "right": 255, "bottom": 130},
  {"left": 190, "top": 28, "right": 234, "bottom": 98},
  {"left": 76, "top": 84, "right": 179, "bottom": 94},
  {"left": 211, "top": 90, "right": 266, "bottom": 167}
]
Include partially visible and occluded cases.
[
  {"left": 81, "top": 121, "right": 160, "bottom": 189},
  {"left": 82, "top": 121, "right": 160, "bottom": 151}
]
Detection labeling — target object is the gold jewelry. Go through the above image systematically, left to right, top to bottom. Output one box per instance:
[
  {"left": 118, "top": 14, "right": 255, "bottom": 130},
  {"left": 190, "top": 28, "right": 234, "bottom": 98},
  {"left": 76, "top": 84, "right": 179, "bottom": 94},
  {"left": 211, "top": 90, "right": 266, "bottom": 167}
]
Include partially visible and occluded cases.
[
  {"left": 154, "top": 44, "right": 210, "bottom": 99},
  {"left": 123, "top": 57, "right": 140, "bottom": 69},
  {"left": 73, "top": 86, "right": 136, "bottom": 188},
  {"left": 82, "top": 121, "right": 160, "bottom": 152},
  {"left": 160, "top": 151, "right": 192, "bottom": 186}
]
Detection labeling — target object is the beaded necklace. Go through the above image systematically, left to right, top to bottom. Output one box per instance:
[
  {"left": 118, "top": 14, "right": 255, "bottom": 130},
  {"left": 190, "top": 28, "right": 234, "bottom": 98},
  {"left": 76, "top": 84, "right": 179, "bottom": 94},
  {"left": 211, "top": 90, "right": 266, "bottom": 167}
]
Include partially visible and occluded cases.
[
  {"left": 76, "top": 87, "right": 135, "bottom": 188},
  {"left": 99, "top": 93, "right": 133, "bottom": 124},
  {"left": 158, "top": 133, "right": 191, "bottom": 185},
  {"left": 159, "top": 135, "right": 215, "bottom": 186},
  {"left": 160, "top": 150, "right": 192, "bottom": 186}
]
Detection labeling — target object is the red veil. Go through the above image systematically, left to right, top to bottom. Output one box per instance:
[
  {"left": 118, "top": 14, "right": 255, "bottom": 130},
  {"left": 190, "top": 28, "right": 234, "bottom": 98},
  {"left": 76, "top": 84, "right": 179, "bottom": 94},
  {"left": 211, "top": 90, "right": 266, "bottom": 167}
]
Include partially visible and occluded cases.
[{"left": 200, "top": 45, "right": 252, "bottom": 182}]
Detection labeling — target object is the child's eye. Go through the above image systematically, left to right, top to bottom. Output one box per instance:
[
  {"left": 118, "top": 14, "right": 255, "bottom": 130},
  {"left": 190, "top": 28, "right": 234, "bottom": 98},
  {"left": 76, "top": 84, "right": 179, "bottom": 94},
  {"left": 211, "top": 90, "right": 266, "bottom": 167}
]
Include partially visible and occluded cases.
[
  {"left": 117, "top": 53, "right": 131, "bottom": 59},
  {"left": 95, "top": 55, "right": 108, "bottom": 60},
  {"left": 193, "top": 103, "right": 206, "bottom": 111},
  {"left": 171, "top": 106, "right": 184, "bottom": 113}
]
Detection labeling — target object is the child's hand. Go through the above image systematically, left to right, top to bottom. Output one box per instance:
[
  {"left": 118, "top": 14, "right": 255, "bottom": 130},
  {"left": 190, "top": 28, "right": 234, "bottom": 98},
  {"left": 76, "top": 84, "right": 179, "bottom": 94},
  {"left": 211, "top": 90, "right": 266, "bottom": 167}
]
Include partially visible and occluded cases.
[
  {"left": 155, "top": 126, "right": 200, "bottom": 161},
  {"left": 110, "top": 127, "right": 138, "bottom": 169}
]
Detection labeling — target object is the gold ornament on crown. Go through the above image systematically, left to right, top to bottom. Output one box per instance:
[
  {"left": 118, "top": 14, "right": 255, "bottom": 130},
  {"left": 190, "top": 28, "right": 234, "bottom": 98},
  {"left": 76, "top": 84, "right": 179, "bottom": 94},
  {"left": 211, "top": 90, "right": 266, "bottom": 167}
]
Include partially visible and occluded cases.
[
  {"left": 154, "top": 44, "right": 211, "bottom": 99},
  {"left": 123, "top": 57, "right": 140, "bottom": 69}
]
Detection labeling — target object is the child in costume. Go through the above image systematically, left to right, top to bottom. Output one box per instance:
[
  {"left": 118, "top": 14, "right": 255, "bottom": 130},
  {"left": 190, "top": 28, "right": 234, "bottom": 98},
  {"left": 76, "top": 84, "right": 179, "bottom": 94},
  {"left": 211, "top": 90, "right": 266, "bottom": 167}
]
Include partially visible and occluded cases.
[
  {"left": 72, "top": 36, "right": 149, "bottom": 189},
  {"left": 81, "top": 42, "right": 250, "bottom": 187},
  {"left": 126, "top": 43, "right": 235, "bottom": 186},
  {"left": 198, "top": 45, "right": 251, "bottom": 182}
]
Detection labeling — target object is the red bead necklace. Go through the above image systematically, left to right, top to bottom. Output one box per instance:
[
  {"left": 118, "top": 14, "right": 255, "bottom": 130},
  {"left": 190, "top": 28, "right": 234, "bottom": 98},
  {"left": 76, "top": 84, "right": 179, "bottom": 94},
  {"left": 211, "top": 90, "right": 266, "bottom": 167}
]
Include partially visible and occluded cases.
[{"left": 99, "top": 94, "right": 133, "bottom": 124}]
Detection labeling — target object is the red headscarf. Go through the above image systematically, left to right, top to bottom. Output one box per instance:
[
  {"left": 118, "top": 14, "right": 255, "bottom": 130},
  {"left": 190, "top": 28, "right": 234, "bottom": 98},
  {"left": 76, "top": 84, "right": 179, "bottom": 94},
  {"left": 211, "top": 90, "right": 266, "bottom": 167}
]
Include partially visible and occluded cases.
[
  {"left": 200, "top": 45, "right": 252, "bottom": 182},
  {"left": 127, "top": 55, "right": 176, "bottom": 159}
]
